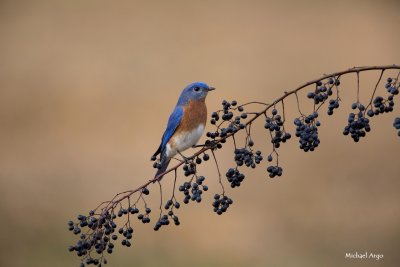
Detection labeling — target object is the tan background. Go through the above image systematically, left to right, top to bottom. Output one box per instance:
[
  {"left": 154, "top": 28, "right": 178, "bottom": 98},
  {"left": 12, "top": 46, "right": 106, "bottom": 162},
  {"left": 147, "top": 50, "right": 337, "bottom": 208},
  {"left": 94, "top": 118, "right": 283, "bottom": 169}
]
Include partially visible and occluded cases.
[{"left": 0, "top": 0, "right": 399, "bottom": 266}]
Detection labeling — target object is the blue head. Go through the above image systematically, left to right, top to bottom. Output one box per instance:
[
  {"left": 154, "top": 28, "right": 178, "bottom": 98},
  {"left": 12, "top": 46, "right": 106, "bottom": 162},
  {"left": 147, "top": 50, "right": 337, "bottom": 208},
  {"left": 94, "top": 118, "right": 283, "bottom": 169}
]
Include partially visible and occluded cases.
[{"left": 177, "top": 82, "right": 215, "bottom": 105}]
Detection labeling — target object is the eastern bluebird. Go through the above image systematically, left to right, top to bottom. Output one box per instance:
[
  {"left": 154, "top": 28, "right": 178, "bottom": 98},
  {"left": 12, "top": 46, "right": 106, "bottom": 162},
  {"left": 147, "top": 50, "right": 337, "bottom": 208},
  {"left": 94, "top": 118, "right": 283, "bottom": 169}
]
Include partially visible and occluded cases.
[{"left": 152, "top": 82, "right": 215, "bottom": 180}]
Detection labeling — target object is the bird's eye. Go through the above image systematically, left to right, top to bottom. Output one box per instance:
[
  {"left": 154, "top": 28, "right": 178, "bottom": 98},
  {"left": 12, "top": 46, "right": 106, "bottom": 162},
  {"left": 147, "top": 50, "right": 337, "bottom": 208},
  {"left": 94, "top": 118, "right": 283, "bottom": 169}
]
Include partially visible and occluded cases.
[{"left": 194, "top": 87, "right": 200, "bottom": 92}]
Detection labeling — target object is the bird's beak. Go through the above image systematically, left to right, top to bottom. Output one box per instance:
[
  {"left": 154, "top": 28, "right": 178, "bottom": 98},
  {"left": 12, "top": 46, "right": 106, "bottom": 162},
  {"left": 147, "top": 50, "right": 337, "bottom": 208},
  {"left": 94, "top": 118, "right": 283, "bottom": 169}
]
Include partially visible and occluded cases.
[{"left": 208, "top": 87, "right": 216, "bottom": 91}]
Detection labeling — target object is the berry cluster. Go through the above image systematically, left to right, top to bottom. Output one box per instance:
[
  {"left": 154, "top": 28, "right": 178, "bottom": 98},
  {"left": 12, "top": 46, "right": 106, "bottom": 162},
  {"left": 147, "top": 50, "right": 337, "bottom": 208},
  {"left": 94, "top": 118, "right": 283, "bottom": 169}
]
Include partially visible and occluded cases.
[
  {"left": 385, "top": 77, "right": 399, "bottom": 95},
  {"left": 307, "top": 78, "right": 339, "bottom": 104},
  {"left": 367, "top": 78, "right": 398, "bottom": 117},
  {"left": 368, "top": 96, "right": 394, "bottom": 116},
  {"left": 327, "top": 99, "right": 340, "bottom": 115},
  {"left": 208, "top": 100, "right": 246, "bottom": 140},
  {"left": 211, "top": 100, "right": 244, "bottom": 124},
  {"left": 220, "top": 100, "right": 235, "bottom": 121},
  {"left": 343, "top": 103, "right": 370, "bottom": 142},
  {"left": 264, "top": 108, "right": 291, "bottom": 148},
  {"left": 210, "top": 111, "right": 220, "bottom": 125},
  {"left": 294, "top": 112, "right": 321, "bottom": 152},
  {"left": 234, "top": 114, "right": 247, "bottom": 129},
  {"left": 394, "top": 117, "right": 400, "bottom": 136},
  {"left": 218, "top": 124, "right": 238, "bottom": 139},
  {"left": 206, "top": 130, "right": 220, "bottom": 140},
  {"left": 234, "top": 148, "right": 263, "bottom": 168},
  {"left": 182, "top": 162, "right": 196, "bottom": 176},
  {"left": 266, "top": 165, "right": 283, "bottom": 178},
  {"left": 225, "top": 168, "right": 245, "bottom": 188},
  {"left": 178, "top": 176, "right": 208, "bottom": 204},
  {"left": 212, "top": 194, "right": 233, "bottom": 215},
  {"left": 154, "top": 198, "right": 181, "bottom": 231},
  {"left": 164, "top": 198, "right": 180, "bottom": 210},
  {"left": 136, "top": 207, "right": 151, "bottom": 224},
  {"left": 68, "top": 211, "right": 126, "bottom": 266},
  {"left": 154, "top": 211, "right": 180, "bottom": 231},
  {"left": 119, "top": 226, "right": 134, "bottom": 247},
  {"left": 78, "top": 257, "right": 105, "bottom": 266}
]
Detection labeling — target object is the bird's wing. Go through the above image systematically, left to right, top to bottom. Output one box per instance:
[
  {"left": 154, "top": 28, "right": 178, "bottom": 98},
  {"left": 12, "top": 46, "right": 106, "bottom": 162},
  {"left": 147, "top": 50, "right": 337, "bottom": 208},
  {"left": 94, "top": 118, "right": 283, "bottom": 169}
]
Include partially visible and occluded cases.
[{"left": 152, "top": 105, "right": 183, "bottom": 158}]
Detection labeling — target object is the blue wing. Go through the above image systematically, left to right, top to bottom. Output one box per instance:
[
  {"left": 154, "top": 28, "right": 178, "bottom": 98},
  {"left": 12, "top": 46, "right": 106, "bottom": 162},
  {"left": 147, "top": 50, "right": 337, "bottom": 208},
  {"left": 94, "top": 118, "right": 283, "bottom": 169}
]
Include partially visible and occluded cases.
[{"left": 152, "top": 105, "right": 183, "bottom": 157}]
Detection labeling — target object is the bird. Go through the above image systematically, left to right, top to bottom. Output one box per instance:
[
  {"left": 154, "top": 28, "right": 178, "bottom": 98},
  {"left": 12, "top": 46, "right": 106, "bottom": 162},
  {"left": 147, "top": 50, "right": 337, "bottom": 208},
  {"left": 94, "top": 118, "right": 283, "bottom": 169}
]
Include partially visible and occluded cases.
[{"left": 152, "top": 82, "right": 215, "bottom": 181}]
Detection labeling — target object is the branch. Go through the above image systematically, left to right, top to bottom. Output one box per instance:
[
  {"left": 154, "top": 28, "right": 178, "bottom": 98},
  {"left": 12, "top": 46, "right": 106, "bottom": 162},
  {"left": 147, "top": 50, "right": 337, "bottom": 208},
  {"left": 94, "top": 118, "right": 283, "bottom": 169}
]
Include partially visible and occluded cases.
[{"left": 67, "top": 64, "right": 400, "bottom": 267}]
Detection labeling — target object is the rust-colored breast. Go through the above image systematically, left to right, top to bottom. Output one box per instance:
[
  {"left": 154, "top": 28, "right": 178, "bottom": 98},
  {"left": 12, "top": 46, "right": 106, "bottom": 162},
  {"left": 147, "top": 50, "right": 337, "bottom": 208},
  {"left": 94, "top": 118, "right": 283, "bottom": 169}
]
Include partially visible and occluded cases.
[{"left": 177, "top": 99, "right": 207, "bottom": 132}]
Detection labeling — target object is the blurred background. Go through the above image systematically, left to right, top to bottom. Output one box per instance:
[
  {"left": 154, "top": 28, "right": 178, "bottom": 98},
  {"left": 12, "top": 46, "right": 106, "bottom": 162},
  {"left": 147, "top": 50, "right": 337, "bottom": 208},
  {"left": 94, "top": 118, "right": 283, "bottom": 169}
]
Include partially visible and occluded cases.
[{"left": 1, "top": 0, "right": 399, "bottom": 266}]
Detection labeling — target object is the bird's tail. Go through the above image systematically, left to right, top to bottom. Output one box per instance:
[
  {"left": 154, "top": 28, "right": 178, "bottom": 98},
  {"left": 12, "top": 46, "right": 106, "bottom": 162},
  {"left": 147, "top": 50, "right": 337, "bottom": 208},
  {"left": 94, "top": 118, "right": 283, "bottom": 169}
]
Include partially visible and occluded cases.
[{"left": 154, "top": 155, "right": 171, "bottom": 181}]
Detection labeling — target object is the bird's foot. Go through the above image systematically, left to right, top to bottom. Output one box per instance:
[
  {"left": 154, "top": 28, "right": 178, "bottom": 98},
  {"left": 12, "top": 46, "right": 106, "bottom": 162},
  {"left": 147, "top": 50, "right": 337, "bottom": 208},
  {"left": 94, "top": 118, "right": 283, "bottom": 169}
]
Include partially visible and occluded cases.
[
  {"left": 194, "top": 140, "right": 218, "bottom": 149},
  {"left": 205, "top": 140, "right": 219, "bottom": 149},
  {"left": 192, "top": 144, "right": 205, "bottom": 148},
  {"left": 177, "top": 151, "right": 192, "bottom": 164}
]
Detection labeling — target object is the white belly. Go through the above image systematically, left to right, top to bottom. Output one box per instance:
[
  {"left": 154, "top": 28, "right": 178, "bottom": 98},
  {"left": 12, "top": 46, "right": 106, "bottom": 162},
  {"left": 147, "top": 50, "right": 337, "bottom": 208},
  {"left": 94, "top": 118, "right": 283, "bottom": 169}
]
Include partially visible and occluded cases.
[{"left": 166, "top": 124, "right": 204, "bottom": 158}]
